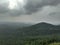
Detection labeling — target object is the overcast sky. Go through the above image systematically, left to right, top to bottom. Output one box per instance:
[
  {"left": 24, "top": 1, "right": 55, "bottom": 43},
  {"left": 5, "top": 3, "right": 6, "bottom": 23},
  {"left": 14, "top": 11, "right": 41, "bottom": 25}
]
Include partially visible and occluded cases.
[{"left": 0, "top": 0, "right": 60, "bottom": 24}]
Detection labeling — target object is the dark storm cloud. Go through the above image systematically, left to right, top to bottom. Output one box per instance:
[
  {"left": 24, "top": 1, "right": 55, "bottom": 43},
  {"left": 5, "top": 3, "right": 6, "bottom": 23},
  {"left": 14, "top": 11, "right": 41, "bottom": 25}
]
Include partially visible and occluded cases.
[
  {"left": 0, "top": 0, "right": 60, "bottom": 16},
  {"left": 25, "top": 0, "right": 60, "bottom": 14},
  {"left": 0, "top": 2, "right": 9, "bottom": 14},
  {"left": 0, "top": 5, "right": 24, "bottom": 16},
  {"left": 8, "top": 10, "right": 25, "bottom": 16}
]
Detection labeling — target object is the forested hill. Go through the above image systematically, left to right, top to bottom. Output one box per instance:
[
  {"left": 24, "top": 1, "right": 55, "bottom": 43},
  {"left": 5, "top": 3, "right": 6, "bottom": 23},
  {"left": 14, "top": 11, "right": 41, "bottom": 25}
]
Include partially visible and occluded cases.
[
  {"left": 0, "top": 22, "right": 60, "bottom": 37},
  {"left": 18, "top": 22, "right": 60, "bottom": 36}
]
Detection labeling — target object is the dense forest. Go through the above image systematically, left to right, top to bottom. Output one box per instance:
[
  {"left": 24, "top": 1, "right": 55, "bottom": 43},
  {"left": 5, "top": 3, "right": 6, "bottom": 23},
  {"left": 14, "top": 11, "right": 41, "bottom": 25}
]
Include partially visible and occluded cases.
[
  {"left": 0, "top": 22, "right": 60, "bottom": 45},
  {"left": 0, "top": 35, "right": 60, "bottom": 45}
]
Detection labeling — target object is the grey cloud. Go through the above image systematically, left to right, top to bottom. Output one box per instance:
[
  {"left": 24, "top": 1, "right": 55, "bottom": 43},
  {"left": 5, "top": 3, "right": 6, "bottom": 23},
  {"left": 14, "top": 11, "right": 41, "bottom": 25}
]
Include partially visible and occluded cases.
[
  {"left": 0, "top": 0, "right": 60, "bottom": 16},
  {"left": 0, "top": 0, "right": 26, "bottom": 16},
  {"left": 25, "top": 0, "right": 60, "bottom": 14},
  {"left": 0, "top": 2, "right": 9, "bottom": 14},
  {"left": 8, "top": 10, "right": 25, "bottom": 16},
  {"left": 49, "top": 12, "right": 60, "bottom": 20}
]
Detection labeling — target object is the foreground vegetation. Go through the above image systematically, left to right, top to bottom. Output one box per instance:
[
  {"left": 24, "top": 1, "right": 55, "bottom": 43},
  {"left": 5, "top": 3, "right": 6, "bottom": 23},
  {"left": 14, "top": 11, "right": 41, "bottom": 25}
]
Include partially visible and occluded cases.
[
  {"left": 0, "top": 35, "right": 60, "bottom": 45},
  {"left": 49, "top": 42, "right": 60, "bottom": 45}
]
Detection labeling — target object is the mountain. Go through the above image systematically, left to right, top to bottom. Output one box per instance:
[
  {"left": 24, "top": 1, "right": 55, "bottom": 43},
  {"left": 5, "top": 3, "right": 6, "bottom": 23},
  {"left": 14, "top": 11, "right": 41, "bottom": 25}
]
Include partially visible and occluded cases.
[
  {"left": 0, "top": 22, "right": 60, "bottom": 38},
  {"left": 0, "top": 22, "right": 32, "bottom": 34},
  {"left": 0, "top": 22, "right": 31, "bottom": 27},
  {"left": 0, "top": 22, "right": 31, "bottom": 30},
  {"left": 18, "top": 22, "right": 60, "bottom": 36}
]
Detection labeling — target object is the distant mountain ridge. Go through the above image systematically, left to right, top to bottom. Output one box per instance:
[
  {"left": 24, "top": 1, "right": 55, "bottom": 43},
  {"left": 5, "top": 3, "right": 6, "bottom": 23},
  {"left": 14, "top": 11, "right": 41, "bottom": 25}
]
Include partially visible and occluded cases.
[
  {"left": 0, "top": 22, "right": 60, "bottom": 37},
  {"left": 18, "top": 22, "right": 60, "bottom": 36},
  {"left": 29, "top": 22, "right": 55, "bottom": 29}
]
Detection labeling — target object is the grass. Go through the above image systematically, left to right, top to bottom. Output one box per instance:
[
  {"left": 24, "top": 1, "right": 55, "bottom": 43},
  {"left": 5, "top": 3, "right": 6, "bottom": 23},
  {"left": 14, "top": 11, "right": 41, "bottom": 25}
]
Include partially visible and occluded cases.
[{"left": 49, "top": 42, "right": 60, "bottom": 45}]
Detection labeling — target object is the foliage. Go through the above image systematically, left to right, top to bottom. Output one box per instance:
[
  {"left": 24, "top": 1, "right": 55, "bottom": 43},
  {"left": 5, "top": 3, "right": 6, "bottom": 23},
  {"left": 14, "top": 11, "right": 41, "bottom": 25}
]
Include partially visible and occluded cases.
[{"left": 0, "top": 35, "right": 60, "bottom": 45}]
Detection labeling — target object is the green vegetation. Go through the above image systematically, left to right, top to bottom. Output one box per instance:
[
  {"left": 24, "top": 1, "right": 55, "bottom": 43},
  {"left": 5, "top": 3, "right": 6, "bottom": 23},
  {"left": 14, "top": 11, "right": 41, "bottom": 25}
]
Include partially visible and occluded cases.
[
  {"left": 0, "top": 22, "right": 60, "bottom": 45},
  {"left": 0, "top": 35, "right": 60, "bottom": 45},
  {"left": 49, "top": 42, "right": 60, "bottom": 45}
]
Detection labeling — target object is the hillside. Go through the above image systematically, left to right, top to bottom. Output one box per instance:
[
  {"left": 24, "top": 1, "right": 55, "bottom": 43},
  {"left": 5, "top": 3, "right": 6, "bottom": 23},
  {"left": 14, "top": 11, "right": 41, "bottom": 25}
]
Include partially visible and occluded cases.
[
  {"left": 0, "top": 22, "right": 60, "bottom": 38},
  {"left": 0, "top": 22, "right": 60, "bottom": 45},
  {"left": 18, "top": 22, "right": 60, "bottom": 36}
]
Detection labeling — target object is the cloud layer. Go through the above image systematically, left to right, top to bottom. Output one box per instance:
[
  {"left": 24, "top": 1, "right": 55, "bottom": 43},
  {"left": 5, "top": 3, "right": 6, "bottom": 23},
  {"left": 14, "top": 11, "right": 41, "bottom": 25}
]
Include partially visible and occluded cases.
[
  {"left": 0, "top": 0, "right": 60, "bottom": 24},
  {"left": 0, "top": 0, "right": 60, "bottom": 16}
]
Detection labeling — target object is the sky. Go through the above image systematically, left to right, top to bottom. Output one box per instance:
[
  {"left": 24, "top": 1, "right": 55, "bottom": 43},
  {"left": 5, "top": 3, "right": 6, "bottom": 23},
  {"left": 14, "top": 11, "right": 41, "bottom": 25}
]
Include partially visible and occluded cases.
[{"left": 0, "top": 0, "right": 60, "bottom": 24}]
